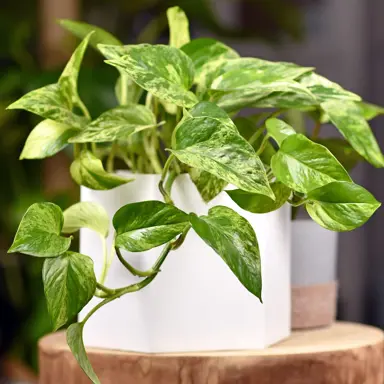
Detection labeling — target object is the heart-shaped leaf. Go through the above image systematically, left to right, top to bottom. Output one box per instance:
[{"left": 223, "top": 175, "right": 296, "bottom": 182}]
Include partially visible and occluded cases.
[
  {"left": 167, "top": 6, "right": 190, "bottom": 48},
  {"left": 59, "top": 19, "right": 122, "bottom": 51},
  {"left": 59, "top": 32, "right": 93, "bottom": 107},
  {"left": 181, "top": 38, "right": 239, "bottom": 85},
  {"left": 105, "top": 44, "right": 198, "bottom": 108},
  {"left": 299, "top": 72, "right": 361, "bottom": 102},
  {"left": 7, "top": 83, "right": 86, "bottom": 129},
  {"left": 321, "top": 100, "right": 384, "bottom": 168},
  {"left": 171, "top": 102, "right": 274, "bottom": 198},
  {"left": 70, "top": 104, "right": 157, "bottom": 143},
  {"left": 265, "top": 118, "right": 296, "bottom": 146},
  {"left": 20, "top": 119, "right": 80, "bottom": 159},
  {"left": 271, "top": 134, "right": 352, "bottom": 193},
  {"left": 70, "top": 150, "right": 132, "bottom": 190},
  {"left": 189, "top": 168, "right": 227, "bottom": 203},
  {"left": 306, "top": 181, "right": 381, "bottom": 231},
  {"left": 227, "top": 182, "right": 291, "bottom": 214},
  {"left": 113, "top": 201, "right": 189, "bottom": 252},
  {"left": 63, "top": 202, "right": 109, "bottom": 237},
  {"left": 8, "top": 203, "right": 71, "bottom": 257},
  {"left": 190, "top": 206, "right": 262, "bottom": 299},
  {"left": 43, "top": 251, "right": 96, "bottom": 330},
  {"left": 67, "top": 323, "right": 100, "bottom": 384}
]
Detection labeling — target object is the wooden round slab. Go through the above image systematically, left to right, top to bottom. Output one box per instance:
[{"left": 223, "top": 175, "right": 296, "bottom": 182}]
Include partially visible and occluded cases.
[{"left": 39, "top": 322, "right": 384, "bottom": 384}]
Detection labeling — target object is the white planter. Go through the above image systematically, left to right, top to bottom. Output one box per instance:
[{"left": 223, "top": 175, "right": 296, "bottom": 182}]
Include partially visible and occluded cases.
[
  {"left": 79, "top": 173, "right": 291, "bottom": 353},
  {"left": 291, "top": 219, "right": 338, "bottom": 329}
]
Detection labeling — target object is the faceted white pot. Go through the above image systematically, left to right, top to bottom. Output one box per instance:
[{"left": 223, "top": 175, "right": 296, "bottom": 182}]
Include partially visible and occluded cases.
[
  {"left": 79, "top": 173, "right": 291, "bottom": 353},
  {"left": 291, "top": 219, "right": 338, "bottom": 329}
]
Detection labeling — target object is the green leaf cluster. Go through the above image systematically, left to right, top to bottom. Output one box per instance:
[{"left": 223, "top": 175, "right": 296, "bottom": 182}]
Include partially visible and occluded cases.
[{"left": 7, "top": 6, "right": 383, "bottom": 383}]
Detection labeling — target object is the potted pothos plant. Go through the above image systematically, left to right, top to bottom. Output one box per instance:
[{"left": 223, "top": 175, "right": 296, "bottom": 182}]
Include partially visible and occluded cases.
[{"left": 6, "top": 6, "right": 382, "bottom": 383}]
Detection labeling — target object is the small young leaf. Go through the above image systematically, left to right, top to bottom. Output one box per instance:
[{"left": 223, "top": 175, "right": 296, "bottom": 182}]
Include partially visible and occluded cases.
[
  {"left": 167, "top": 6, "right": 190, "bottom": 48},
  {"left": 59, "top": 19, "right": 122, "bottom": 51},
  {"left": 59, "top": 32, "right": 93, "bottom": 107},
  {"left": 181, "top": 38, "right": 239, "bottom": 85},
  {"left": 105, "top": 44, "right": 198, "bottom": 108},
  {"left": 299, "top": 72, "right": 361, "bottom": 102},
  {"left": 7, "top": 83, "right": 86, "bottom": 129},
  {"left": 321, "top": 100, "right": 384, "bottom": 168},
  {"left": 171, "top": 102, "right": 274, "bottom": 198},
  {"left": 69, "top": 104, "right": 157, "bottom": 143},
  {"left": 265, "top": 118, "right": 296, "bottom": 146},
  {"left": 20, "top": 119, "right": 80, "bottom": 159},
  {"left": 271, "top": 134, "right": 352, "bottom": 193},
  {"left": 70, "top": 150, "right": 133, "bottom": 190},
  {"left": 189, "top": 168, "right": 227, "bottom": 203},
  {"left": 306, "top": 181, "right": 381, "bottom": 231},
  {"left": 227, "top": 182, "right": 291, "bottom": 214},
  {"left": 113, "top": 201, "right": 189, "bottom": 252},
  {"left": 63, "top": 202, "right": 109, "bottom": 237},
  {"left": 8, "top": 203, "right": 71, "bottom": 257},
  {"left": 190, "top": 206, "right": 262, "bottom": 299},
  {"left": 43, "top": 252, "right": 96, "bottom": 330},
  {"left": 67, "top": 323, "right": 100, "bottom": 384}
]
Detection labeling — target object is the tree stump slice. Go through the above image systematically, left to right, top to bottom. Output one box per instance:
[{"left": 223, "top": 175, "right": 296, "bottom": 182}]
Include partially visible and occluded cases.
[{"left": 39, "top": 322, "right": 384, "bottom": 384}]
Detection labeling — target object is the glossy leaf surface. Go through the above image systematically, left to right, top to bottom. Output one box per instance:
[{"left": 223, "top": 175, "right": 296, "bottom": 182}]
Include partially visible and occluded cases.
[
  {"left": 322, "top": 100, "right": 384, "bottom": 167},
  {"left": 171, "top": 102, "right": 274, "bottom": 198},
  {"left": 70, "top": 104, "right": 157, "bottom": 143},
  {"left": 265, "top": 118, "right": 296, "bottom": 146},
  {"left": 20, "top": 119, "right": 80, "bottom": 159},
  {"left": 271, "top": 134, "right": 352, "bottom": 193},
  {"left": 70, "top": 150, "right": 132, "bottom": 190},
  {"left": 189, "top": 168, "right": 227, "bottom": 203},
  {"left": 306, "top": 181, "right": 381, "bottom": 231},
  {"left": 113, "top": 201, "right": 189, "bottom": 252},
  {"left": 63, "top": 202, "right": 109, "bottom": 237},
  {"left": 8, "top": 203, "right": 71, "bottom": 257},
  {"left": 190, "top": 206, "right": 262, "bottom": 299},
  {"left": 43, "top": 251, "right": 96, "bottom": 330}
]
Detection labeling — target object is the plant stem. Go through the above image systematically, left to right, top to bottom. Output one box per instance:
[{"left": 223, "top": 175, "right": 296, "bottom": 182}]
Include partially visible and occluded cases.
[
  {"left": 120, "top": 73, "right": 129, "bottom": 105},
  {"left": 77, "top": 99, "right": 91, "bottom": 121},
  {"left": 312, "top": 121, "right": 321, "bottom": 139},
  {"left": 248, "top": 127, "right": 264, "bottom": 146},
  {"left": 143, "top": 132, "right": 163, "bottom": 174},
  {"left": 256, "top": 134, "right": 271, "bottom": 156},
  {"left": 107, "top": 142, "right": 118, "bottom": 173},
  {"left": 73, "top": 143, "right": 81, "bottom": 158},
  {"left": 159, "top": 154, "right": 175, "bottom": 204},
  {"left": 288, "top": 197, "right": 308, "bottom": 207},
  {"left": 291, "top": 206, "right": 301, "bottom": 220},
  {"left": 98, "top": 236, "right": 109, "bottom": 285},
  {"left": 115, "top": 247, "right": 158, "bottom": 277},
  {"left": 96, "top": 282, "right": 115, "bottom": 296}
]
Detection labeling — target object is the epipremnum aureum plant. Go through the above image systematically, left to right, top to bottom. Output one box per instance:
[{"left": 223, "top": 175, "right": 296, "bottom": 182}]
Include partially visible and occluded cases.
[{"left": 7, "top": 7, "right": 383, "bottom": 383}]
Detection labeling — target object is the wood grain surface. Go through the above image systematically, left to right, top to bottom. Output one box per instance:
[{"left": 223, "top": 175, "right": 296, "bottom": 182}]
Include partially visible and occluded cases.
[{"left": 39, "top": 322, "right": 384, "bottom": 384}]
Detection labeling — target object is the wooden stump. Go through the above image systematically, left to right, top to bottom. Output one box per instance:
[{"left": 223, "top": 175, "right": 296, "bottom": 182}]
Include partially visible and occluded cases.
[{"left": 39, "top": 322, "right": 384, "bottom": 384}]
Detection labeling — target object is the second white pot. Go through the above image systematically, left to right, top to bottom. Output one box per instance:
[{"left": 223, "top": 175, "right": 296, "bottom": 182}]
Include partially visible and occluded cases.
[{"left": 79, "top": 173, "right": 291, "bottom": 353}]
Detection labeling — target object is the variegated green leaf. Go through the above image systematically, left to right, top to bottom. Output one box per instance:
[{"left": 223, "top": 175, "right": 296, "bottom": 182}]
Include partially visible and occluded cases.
[
  {"left": 167, "top": 6, "right": 190, "bottom": 48},
  {"left": 59, "top": 19, "right": 122, "bottom": 51},
  {"left": 59, "top": 32, "right": 93, "bottom": 106},
  {"left": 181, "top": 38, "right": 239, "bottom": 85},
  {"left": 98, "top": 44, "right": 130, "bottom": 60},
  {"left": 105, "top": 44, "right": 198, "bottom": 108},
  {"left": 299, "top": 72, "right": 361, "bottom": 102},
  {"left": 7, "top": 83, "right": 86, "bottom": 129},
  {"left": 322, "top": 100, "right": 384, "bottom": 167},
  {"left": 358, "top": 101, "right": 384, "bottom": 121},
  {"left": 171, "top": 102, "right": 274, "bottom": 198},
  {"left": 70, "top": 104, "right": 157, "bottom": 143},
  {"left": 265, "top": 118, "right": 296, "bottom": 146},
  {"left": 20, "top": 119, "right": 80, "bottom": 159},
  {"left": 271, "top": 134, "right": 352, "bottom": 193},
  {"left": 70, "top": 150, "right": 133, "bottom": 190},
  {"left": 189, "top": 168, "right": 227, "bottom": 203},
  {"left": 306, "top": 181, "right": 381, "bottom": 231},
  {"left": 227, "top": 182, "right": 291, "bottom": 214},
  {"left": 113, "top": 201, "right": 189, "bottom": 252},
  {"left": 62, "top": 202, "right": 110, "bottom": 237},
  {"left": 8, "top": 203, "right": 71, "bottom": 257},
  {"left": 190, "top": 206, "right": 262, "bottom": 299},
  {"left": 43, "top": 251, "right": 96, "bottom": 330},
  {"left": 67, "top": 323, "right": 100, "bottom": 384}
]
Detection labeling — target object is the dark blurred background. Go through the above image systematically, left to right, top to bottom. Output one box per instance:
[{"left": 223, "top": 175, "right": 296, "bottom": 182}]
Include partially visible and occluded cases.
[{"left": 0, "top": 0, "right": 383, "bottom": 381}]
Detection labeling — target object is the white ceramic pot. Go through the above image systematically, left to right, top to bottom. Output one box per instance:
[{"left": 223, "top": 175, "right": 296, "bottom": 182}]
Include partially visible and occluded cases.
[
  {"left": 79, "top": 173, "right": 291, "bottom": 353},
  {"left": 291, "top": 219, "right": 338, "bottom": 329}
]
